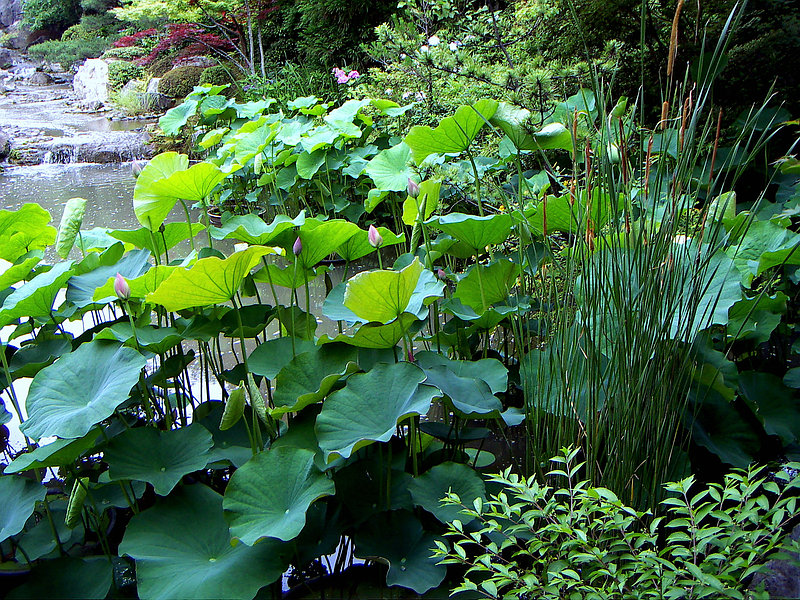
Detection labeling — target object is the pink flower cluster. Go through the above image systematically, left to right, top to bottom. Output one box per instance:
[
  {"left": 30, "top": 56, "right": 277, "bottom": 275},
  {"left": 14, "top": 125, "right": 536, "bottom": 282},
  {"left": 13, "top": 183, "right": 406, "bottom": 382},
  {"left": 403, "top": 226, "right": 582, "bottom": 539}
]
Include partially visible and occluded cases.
[{"left": 332, "top": 67, "right": 360, "bottom": 84}]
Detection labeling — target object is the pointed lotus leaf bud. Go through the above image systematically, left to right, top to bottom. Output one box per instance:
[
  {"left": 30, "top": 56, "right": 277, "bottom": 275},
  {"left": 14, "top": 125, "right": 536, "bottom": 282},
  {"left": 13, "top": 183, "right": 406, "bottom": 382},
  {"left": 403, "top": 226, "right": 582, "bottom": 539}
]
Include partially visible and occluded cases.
[
  {"left": 407, "top": 178, "right": 420, "bottom": 198},
  {"left": 368, "top": 225, "right": 383, "bottom": 248},
  {"left": 292, "top": 236, "right": 303, "bottom": 256},
  {"left": 114, "top": 272, "right": 130, "bottom": 300}
]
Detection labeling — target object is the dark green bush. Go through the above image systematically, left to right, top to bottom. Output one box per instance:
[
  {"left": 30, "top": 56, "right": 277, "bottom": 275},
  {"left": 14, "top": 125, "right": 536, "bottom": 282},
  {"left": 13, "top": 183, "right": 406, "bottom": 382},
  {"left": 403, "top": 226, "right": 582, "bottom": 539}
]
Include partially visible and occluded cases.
[
  {"left": 22, "top": 0, "right": 81, "bottom": 31},
  {"left": 61, "top": 23, "right": 92, "bottom": 41},
  {"left": 27, "top": 36, "right": 113, "bottom": 66},
  {"left": 102, "top": 46, "right": 147, "bottom": 60},
  {"left": 146, "top": 54, "right": 176, "bottom": 78},
  {"left": 107, "top": 60, "right": 143, "bottom": 90},
  {"left": 158, "top": 65, "right": 206, "bottom": 99},
  {"left": 198, "top": 65, "right": 240, "bottom": 97}
]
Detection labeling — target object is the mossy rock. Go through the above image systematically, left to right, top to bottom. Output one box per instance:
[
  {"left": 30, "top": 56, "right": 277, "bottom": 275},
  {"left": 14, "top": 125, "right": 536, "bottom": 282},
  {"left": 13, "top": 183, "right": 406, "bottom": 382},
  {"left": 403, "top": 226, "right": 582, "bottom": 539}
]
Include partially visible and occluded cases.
[
  {"left": 198, "top": 65, "right": 240, "bottom": 97},
  {"left": 158, "top": 66, "right": 206, "bottom": 99}
]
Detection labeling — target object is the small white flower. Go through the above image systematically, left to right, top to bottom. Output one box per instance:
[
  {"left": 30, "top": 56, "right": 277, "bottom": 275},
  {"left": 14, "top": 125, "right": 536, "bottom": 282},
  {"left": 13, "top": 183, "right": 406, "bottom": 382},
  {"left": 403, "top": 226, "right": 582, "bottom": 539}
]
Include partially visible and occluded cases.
[
  {"left": 428, "top": 35, "right": 440, "bottom": 46},
  {"left": 449, "top": 41, "right": 459, "bottom": 51},
  {"left": 420, "top": 45, "right": 429, "bottom": 53},
  {"left": 400, "top": 53, "right": 407, "bottom": 59},
  {"left": 385, "top": 88, "right": 393, "bottom": 95},
  {"left": 415, "top": 91, "right": 426, "bottom": 100}
]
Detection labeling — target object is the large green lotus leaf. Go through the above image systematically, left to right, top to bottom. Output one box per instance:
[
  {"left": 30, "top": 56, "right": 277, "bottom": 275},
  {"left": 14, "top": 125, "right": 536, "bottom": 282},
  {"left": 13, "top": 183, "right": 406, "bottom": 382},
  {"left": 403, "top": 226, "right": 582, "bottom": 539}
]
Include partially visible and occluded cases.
[
  {"left": 159, "top": 99, "right": 198, "bottom": 135},
  {"left": 324, "top": 99, "right": 371, "bottom": 135},
  {"left": 404, "top": 99, "right": 499, "bottom": 164},
  {"left": 491, "top": 103, "right": 573, "bottom": 151},
  {"left": 276, "top": 116, "right": 314, "bottom": 145},
  {"left": 233, "top": 120, "right": 278, "bottom": 165},
  {"left": 366, "top": 142, "right": 415, "bottom": 191},
  {"left": 296, "top": 148, "right": 327, "bottom": 179},
  {"left": 133, "top": 152, "right": 190, "bottom": 230},
  {"left": 149, "top": 162, "right": 229, "bottom": 203},
  {"left": 402, "top": 180, "right": 441, "bottom": 226},
  {"left": 55, "top": 198, "right": 87, "bottom": 259},
  {"left": 0, "top": 203, "right": 56, "bottom": 263},
  {"left": 209, "top": 212, "right": 305, "bottom": 245},
  {"left": 428, "top": 213, "right": 513, "bottom": 251},
  {"left": 296, "top": 219, "right": 360, "bottom": 270},
  {"left": 727, "top": 219, "right": 800, "bottom": 287},
  {"left": 110, "top": 222, "right": 205, "bottom": 256},
  {"left": 336, "top": 226, "right": 406, "bottom": 262},
  {"left": 76, "top": 227, "right": 121, "bottom": 253},
  {"left": 147, "top": 246, "right": 276, "bottom": 311},
  {"left": 67, "top": 247, "right": 151, "bottom": 307},
  {"left": 677, "top": 249, "right": 743, "bottom": 338},
  {"left": 0, "top": 254, "right": 42, "bottom": 290},
  {"left": 343, "top": 258, "right": 425, "bottom": 324},
  {"left": 453, "top": 258, "right": 517, "bottom": 313},
  {"left": 0, "top": 261, "right": 73, "bottom": 328},
  {"left": 252, "top": 262, "right": 323, "bottom": 289},
  {"left": 93, "top": 265, "right": 178, "bottom": 302},
  {"left": 323, "top": 283, "right": 368, "bottom": 323},
  {"left": 727, "top": 292, "right": 787, "bottom": 344},
  {"left": 440, "top": 298, "right": 514, "bottom": 329},
  {"left": 276, "top": 306, "right": 318, "bottom": 340},
  {"left": 319, "top": 313, "right": 420, "bottom": 349},
  {"left": 94, "top": 323, "right": 184, "bottom": 354},
  {"left": 8, "top": 335, "right": 71, "bottom": 380},
  {"left": 248, "top": 337, "right": 318, "bottom": 379},
  {"left": 21, "top": 341, "right": 147, "bottom": 440},
  {"left": 271, "top": 345, "right": 359, "bottom": 416},
  {"left": 415, "top": 351, "right": 508, "bottom": 394},
  {"left": 316, "top": 362, "right": 440, "bottom": 460},
  {"left": 421, "top": 364, "right": 501, "bottom": 416},
  {"left": 739, "top": 371, "right": 800, "bottom": 445},
  {"left": 691, "top": 393, "right": 759, "bottom": 468},
  {"left": 194, "top": 401, "right": 254, "bottom": 468},
  {"left": 105, "top": 425, "right": 213, "bottom": 496},
  {"left": 5, "top": 431, "right": 100, "bottom": 473},
  {"left": 223, "top": 446, "right": 335, "bottom": 544},
  {"left": 407, "top": 462, "right": 486, "bottom": 524},
  {"left": 0, "top": 476, "right": 46, "bottom": 543},
  {"left": 121, "top": 484, "right": 288, "bottom": 599},
  {"left": 16, "top": 501, "right": 86, "bottom": 561},
  {"left": 353, "top": 510, "right": 446, "bottom": 594},
  {"left": 7, "top": 556, "right": 111, "bottom": 600}
]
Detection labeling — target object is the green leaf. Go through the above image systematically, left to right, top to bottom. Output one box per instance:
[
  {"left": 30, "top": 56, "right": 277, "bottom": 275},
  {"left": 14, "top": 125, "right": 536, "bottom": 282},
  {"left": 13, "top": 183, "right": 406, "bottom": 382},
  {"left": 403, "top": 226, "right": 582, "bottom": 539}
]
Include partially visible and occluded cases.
[
  {"left": 159, "top": 99, "right": 199, "bottom": 136},
  {"left": 404, "top": 99, "right": 499, "bottom": 163},
  {"left": 491, "top": 103, "right": 573, "bottom": 151},
  {"left": 366, "top": 142, "right": 415, "bottom": 191},
  {"left": 296, "top": 148, "right": 327, "bottom": 179},
  {"left": 133, "top": 152, "right": 189, "bottom": 230},
  {"left": 149, "top": 162, "right": 229, "bottom": 203},
  {"left": 402, "top": 180, "right": 441, "bottom": 226},
  {"left": 55, "top": 198, "right": 87, "bottom": 259},
  {"left": 0, "top": 203, "right": 56, "bottom": 263},
  {"left": 210, "top": 212, "right": 305, "bottom": 246},
  {"left": 428, "top": 213, "right": 513, "bottom": 252},
  {"left": 296, "top": 219, "right": 360, "bottom": 270},
  {"left": 727, "top": 219, "right": 800, "bottom": 287},
  {"left": 110, "top": 222, "right": 205, "bottom": 255},
  {"left": 336, "top": 226, "right": 406, "bottom": 262},
  {"left": 147, "top": 246, "right": 277, "bottom": 311},
  {"left": 67, "top": 247, "right": 150, "bottom": 308},
  {"left": 0, "top": 254, "right": 42, "bottom": 291},
  {"left": 453, "top": 259, "right": 517, "bottom": 313},
  {"left": 0, "top": 261, "right": 73, "bottom": 328},
  {"left": 92, "top": 264, "right": 177, "bottom": 302},
  {"left": 727, "top": 292, "right": 787, "bottom": 344},
  {"left": 276, "top": 306, "right": 318, "bottom": 340},
  {"left": 319, "top": 313, "right": 420, "bottom": 349},
  {"left": 94, "top": 323, "right": 184, "bottom": 354},
  {"left": 248, "top": 337, "right": 318, "bottom": 379},
  {"left": 21, "top": 341, "right": 147, "bottom": 440},
  {"left": 415, "top": 351, "right": 508, "bottom": 394},
  {"left": 316, "top": 362, "right": 440, "bottom": 460},
  {"left": 422, "top": 364, "right": 502, "bottom": 416},
  {"left": 739, "top": 371, "right": 800, "bottom": 445},
  {"left": 220, "top": 386, "right": 246, "bottom": 431},
  {"left": 691, "top": 393, "right": 759, "bottom": 468},
  {"left": 105, "top": 425, "right": 213, "bottom": 496},
  {"left": 5, "top": 431, "right": 100, "bottom": 473},
  {"left": 223, "top": 447, "right": 335, "bottom": 544},
  {"left": 408, "top": 462, "right": 486, "bottom": 524},
  {"left": 0, "top": 476, "right": 46, "bottom": 543},
  {"left": 120, "top": 485, "right": 288, "bottom": 599},
  {"left": 353, "top": 510, "right": 446, "bottom": 594},
  {"left": 7, "top": 557, "right": 112, "bottom": 600}
]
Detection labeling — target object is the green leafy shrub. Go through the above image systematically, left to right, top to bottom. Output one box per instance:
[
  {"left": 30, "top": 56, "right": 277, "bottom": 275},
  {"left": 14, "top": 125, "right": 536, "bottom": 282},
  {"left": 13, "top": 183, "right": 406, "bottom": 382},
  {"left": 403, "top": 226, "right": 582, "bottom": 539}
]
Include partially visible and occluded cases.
[
  {"left": 22, "top": 0, "right": 81, "bottom": 31},
  {"left": 61, "top": 23, "right": 93, "bottom": 41},
  {"left": 26, "top": 36, "right": 113, "bottom": 66},
  {"left": 101, "top": 46, "right": 147, "bottom": 60},
  {"left": 146, "top": 53, "right": 176, "bottom": 77},
  {"left": 107, "top": 60, "right": 143, "bottom": 90},
  {"left": 198, "top": 64, "right": 239, "bottom": 97},
  {"left": 158, "top": 65, "right": 205, "bottom": 99},
  {"left": 436, "top": 447, "right": 800, "bottom": 599}
]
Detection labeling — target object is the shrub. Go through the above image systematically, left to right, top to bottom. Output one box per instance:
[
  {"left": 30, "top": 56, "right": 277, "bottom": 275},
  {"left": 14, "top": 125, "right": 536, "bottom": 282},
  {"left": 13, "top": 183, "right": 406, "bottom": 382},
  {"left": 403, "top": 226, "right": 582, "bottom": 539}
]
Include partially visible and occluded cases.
[
  {"left": 22, "top": 0, "right": 81, "bottom": 31},
  {"left": 61, "top": 23, "right": 93, "bottom": 41},
  {"left": 113, "top": 28, "right": 159, "bottom": 51},
  {"left": 27, "top": 36, "right": 113, "bottom": 66},
  {"left": 102, "top": 46, "right": 147, "bottom": 60},
  {"left": 145, "top": 54, "right": 175, "bottom": 77},
  {"left": 107, "top": 60, "right": 143, "bottom": 90},
  {"left": 198, "top": 64, "right": 239, "bottom": 96},
  {"left": 158, "top": 65, "right": 205, "bottom": 99},
  {"left": 436, "top": 447, "right": 800, "bottom": 599}
]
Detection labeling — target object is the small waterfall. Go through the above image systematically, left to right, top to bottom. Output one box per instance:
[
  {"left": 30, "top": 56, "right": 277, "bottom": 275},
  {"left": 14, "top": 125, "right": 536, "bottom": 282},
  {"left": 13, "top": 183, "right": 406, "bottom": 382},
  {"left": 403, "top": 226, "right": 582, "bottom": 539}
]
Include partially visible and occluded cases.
[{"left": 41, "top": 131, "right": 151, "bottom": 164}]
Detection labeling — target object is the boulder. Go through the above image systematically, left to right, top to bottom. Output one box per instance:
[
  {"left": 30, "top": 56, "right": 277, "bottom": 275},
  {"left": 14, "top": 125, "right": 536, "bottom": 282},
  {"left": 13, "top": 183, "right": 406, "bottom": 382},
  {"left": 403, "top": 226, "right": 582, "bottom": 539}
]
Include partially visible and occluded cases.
[
  {"left": 0, "top": 0, "right": 22, "bottom": 28},
  {"left": 73, "top": 59, "right": 110, "bottom": 104},
  {"left": 28, "top": 71, "right": 53, "bottom": 85},
  {"left": 141, "top": 92, "right": 173, "bottom": 112},
  {"left": 0, "top": 128, "right": 10, "bottom": 160},
  {"left": 750, "top": 524, "right": 800, "bottom": 598}
]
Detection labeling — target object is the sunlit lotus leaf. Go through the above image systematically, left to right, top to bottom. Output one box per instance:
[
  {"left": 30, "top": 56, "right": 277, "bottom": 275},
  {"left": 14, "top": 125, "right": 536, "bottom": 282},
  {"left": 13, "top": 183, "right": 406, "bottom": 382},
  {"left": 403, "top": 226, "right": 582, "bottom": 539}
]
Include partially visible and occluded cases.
[
  {"left": 234, "top": 98, "right": 276, "bottom": 118},
  {"left": 370, "top": 98, "right": 414, "bottom": 117},
  {"left": 159, "top": 99, "right": 198, "bottom": 136},
  {"left": 324, "top": 99, "right": 371, "bottom": 137},
  {"left": 404, "top": 99, "right": 498, "bottom": 164},
  {"left": 491, "top": 103, "right": 573, "bottom": 151},
  {"left": 276, "top": 117, "right": 314, "bottom": 145},
  {"left": 233, "top": 120, "right": 279, "bottom": 165},
  {"left": 300, "top": 125, "right": 339, "bottom": 152},
  {"left": 199, "top": 127, "right": 229, "bottom": 149},
  {"left": 366, "top": 142, "right": 415, "bottom": 191},
  {"left": 297, "top": 148, "right": 327, "bottom": 179},
  {"left": 133, "top": 152, "right": 189, "bottom": 230},
  {"left": 149, "top": 162, "right": 231, "bottom": 203},
  {"left": 402, "top": 180, "right": 441, "bottom": 226},
  {"left": 55, "top": 198, "right": 87, "bottom": 259},
  {"left": 0, "top": 203, "right": 56, "bottom": 262},
  {"left": 210, "top": 211, "right": 305, "bottom": 245},
  {"left": 427, "top": 213, "right": 513, "bottom": 251},
  {"left": 297, "top": 219, "right": 360, "bottom": 270},
  {"left": 110, "top": 222, "right": 205, "bottom": 256},
  {"left": 336, "top": 226, "right": 405, "bottom": 262},
  {"left": 76, "top": 227, "right": 118, "bottom": 253},
  {"left": 147, "top": 246, "right": 277, "bottom": 311},
  {"left": 0, "top": 254, "right": 42, "bottom": 290},
  {"left": 344, "top": 258, "right": 428, "bottom": 324},
  {"left": 454, "top": 259, "right": 518, "bottom": 313},
  {"left": 0, "top": 261, "right": 73, "bottom": 328},
  {"left": 252, "top": 262, "right": 323, "bottom": 289},
  {"left": 93, "top": 265, "right": 178, "bottom": 302},
  {"left": 322, "top": 283, "right": 367, "bottom": 323},
  {"left": 319, "top": 313, "right": 420, "bottom": 349},
  {"left": 248, "top": 337, "right": 318, "bottom": 379},
  {"left": 21, "top": 341, "right": 147, "bottom": 440},
  {"left": 271, "top": 345, "right": 359, "bottom": 416},
  {"left": 316, "top": 362, "right": 440, "bottom": 460},
  {"left": 421, "top": 364, "right": 502, "bottom": 416},
  {"left": 105, "top": 425, "right": 213, "bottom": 496},
  {"left": 5, "top": 431, "right": 100, "bottom": 473},
  {"left": 223, "top": 447, "right": 335, "bottom": 544},
  {"left": 407, "top": 462, "right": 485, "bottom": 524},
  {"left": 0, "top": 476, "right": 46, "bottom": 543},
  {"left": 121, "top": 485, "right": 288, "bottom": 599},
  {"left": 352, "top": 510, "right": 446, "bottom": 594},
  {"left": 6, "top": 556, "right": 111, "bottom": 600}
]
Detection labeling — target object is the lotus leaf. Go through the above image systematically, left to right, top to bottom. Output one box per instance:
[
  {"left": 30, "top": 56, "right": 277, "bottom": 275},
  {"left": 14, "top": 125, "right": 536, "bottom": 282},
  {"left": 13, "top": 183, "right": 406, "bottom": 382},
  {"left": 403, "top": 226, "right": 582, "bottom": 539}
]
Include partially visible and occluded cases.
[
  {"left": 366, "top": 142, "right": 415, "bottom": 191},
  {"left": 133, "top": 152, "right": 189, "bottom": 230},
  {"left": 0, "top": 203, "right": 56, "bottom": 263},
  {"left": 209, "top": 212, "right": 305, "bottom": 245},
  {"left": 428, "top": 213, "right": 513, "bottom": 251},
  {"left": 110, "top": 222, "right": 205, "bottom": 256},
  {"left": 0, "top": 261, "right": 73, "bottom": 328},
  {"left": 6, "top": 431, "right": 100, "bottom": 473},
  {"left": 407, "top": 462, "right": 486, "bottom": 523},
  {"left": 0, "top": 476, "right": 46, "bottom": 543},
  {"left": 7, "top": 556, "right": 112, "bottom": 600}
]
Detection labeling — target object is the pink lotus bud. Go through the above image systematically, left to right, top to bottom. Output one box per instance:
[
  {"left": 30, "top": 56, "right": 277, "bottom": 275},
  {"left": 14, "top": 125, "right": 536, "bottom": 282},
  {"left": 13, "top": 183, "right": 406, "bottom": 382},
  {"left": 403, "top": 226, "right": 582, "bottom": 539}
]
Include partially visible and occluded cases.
[
  {"left": 407, "top": 178, "right": 420, "bottom": 198},
  {"left": 368, "top": 225, "right": 383, "bottom": 248},
  {"left": 292, "top": 236, "right": 303, "bottom": 256},
  {"left": 436, "top": 268, "right": 446, "bottom": 280},
  {"left": 114, "top": 272, "right": 130, "bottom": 300}
]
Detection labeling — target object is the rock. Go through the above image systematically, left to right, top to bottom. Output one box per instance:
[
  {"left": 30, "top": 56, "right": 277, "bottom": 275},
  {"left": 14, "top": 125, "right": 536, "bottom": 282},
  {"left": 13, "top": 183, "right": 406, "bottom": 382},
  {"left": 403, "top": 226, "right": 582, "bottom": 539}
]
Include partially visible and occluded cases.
[
  {"left": 0, "top": 0, "right": 22, "bottom": 28},
  {"left": 0, "top": 48, "right": 13, "bottom": 70},
  {"left": 73, "top": 59, "right": 110, "bottom": 104},
  {"left": 28, "top": 71, "right": 53, "bottom": 85},
  {"left": 145, "top": 78, "right": 160, "bottom": 94},
  {"left": 141, "top": 92, "right": 173, "bottom": 112},
  {"left": 0, "top": 128, "right": 10, "bottom": 160},
  {"left": 42, "top": 131, "right": 152, "bottom": 164},
  {"left": 750, "top": 524, "right": 800, "bottom": 598}
]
